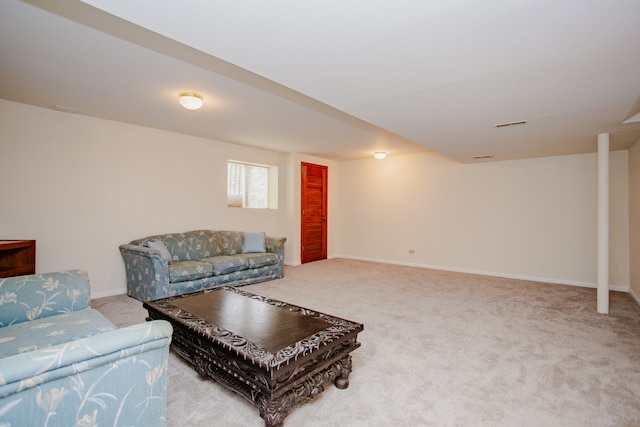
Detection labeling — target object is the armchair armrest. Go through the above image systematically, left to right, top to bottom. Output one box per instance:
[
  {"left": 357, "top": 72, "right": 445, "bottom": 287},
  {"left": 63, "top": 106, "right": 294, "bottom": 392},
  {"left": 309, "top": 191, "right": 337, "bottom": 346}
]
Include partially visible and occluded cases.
[
  {"left": 119, "top": 244, "right": 171, "bottom": 301},
  {"left": 0, "top": 270, "right": 90, "bottom": 327},
  {"left": 0, "top": 320, "right": 172, "bottom": 426}
]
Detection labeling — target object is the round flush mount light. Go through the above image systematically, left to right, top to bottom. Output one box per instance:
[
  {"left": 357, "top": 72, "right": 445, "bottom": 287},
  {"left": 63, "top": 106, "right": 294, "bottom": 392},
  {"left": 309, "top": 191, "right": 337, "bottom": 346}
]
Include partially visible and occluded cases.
[
  {"left": 179, "top": 92, "right": 203, "bottom": 110},
  {"left": 374, "top": 151, "right": 387, "bottom": 160}
]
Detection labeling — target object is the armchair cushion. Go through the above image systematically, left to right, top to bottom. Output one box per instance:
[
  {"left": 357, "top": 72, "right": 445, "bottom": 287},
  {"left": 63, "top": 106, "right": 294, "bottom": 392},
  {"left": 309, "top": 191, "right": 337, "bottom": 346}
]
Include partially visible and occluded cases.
[{"left": 0, "top": 308, "right": 115, "bottom": 358}]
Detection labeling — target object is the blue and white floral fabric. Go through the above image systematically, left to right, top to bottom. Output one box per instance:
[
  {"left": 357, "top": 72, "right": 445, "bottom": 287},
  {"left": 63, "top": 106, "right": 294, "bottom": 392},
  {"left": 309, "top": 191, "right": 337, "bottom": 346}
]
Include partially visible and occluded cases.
[
  {"left": 120, "top": 230, "right": 286, "bottom": 302},
  {"left": 0, "top": 270, "right": 172, "bottom": 427},
  {"left": 0, "top": 270, "right": 91, "bottom": 327}
]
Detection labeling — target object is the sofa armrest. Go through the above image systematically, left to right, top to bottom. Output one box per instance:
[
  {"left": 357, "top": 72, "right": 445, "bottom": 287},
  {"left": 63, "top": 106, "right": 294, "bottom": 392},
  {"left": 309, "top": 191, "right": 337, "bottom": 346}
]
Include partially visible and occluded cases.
[
  {"left": 266, "top": 236, "right": 286, "bottom": 258},
  {"left": 266, "top": 236, "right": 286, "bottom": 278},
  {"left": 119, "top": 244, "right": 171, "bottom": 301},
  {"left": 0, "top": 270, "right": 91, "bottom": 327},
  {"left": 0, "top": 320, "right": 172, "bottom": 426}
]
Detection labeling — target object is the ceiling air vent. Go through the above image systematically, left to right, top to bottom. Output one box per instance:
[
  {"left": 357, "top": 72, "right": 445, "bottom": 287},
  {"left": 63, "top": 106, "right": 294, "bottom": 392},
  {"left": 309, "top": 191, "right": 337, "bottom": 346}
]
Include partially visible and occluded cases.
[
  {"left": 53, "top": 105, "right": 78, "bottom": 114},
  {"left": 623, "top": 112, "right": 640, "bottom": 124},
  {"left": 493, "top": 120, "right": 528, "bottom": 128},
  {"left": 472, "top": 155, "right": 494, "bottom": 160}
]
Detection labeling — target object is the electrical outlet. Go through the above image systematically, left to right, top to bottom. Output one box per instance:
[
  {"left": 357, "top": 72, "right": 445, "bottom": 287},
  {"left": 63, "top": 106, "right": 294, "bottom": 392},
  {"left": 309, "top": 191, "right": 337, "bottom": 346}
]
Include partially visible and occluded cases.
[{"left": 408, "top": 249, "right": 415, "bottom": 254}]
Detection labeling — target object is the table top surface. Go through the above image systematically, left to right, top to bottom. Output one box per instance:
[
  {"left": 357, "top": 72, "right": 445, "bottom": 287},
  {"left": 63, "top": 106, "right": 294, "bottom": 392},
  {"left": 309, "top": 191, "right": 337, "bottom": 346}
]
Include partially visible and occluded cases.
[
  {"left": 145, "top": 286, "right": 363, "bottom": 368},
  {"left": 171, "top": 289, "right": 333, "bottom": 352}
]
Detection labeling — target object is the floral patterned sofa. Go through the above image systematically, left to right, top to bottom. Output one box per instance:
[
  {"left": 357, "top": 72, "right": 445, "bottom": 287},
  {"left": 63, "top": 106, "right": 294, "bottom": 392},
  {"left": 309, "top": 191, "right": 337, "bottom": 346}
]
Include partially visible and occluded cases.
[
  {"left": 119, "top": 230, "right": 286, "bottom": 302},
  {"left": 0, "top": 270, "right": 172, "bottom": 426}
]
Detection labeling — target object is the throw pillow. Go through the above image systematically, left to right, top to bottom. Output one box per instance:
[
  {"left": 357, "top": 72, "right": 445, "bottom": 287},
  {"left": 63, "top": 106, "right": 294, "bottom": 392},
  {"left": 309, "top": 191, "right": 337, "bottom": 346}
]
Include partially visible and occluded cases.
[
  {"left": 243, "top": 232, "right": 266, "bottom": 254},
  {"left": 146, "top": 239, "right": 172, "bottom": 263}
]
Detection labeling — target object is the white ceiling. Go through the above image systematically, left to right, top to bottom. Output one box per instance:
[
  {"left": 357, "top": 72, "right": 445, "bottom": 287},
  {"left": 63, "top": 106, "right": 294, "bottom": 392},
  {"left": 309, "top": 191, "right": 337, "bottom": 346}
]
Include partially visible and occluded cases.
[{"left": 2, "top": 0, "right": 640, "bottom": 162}]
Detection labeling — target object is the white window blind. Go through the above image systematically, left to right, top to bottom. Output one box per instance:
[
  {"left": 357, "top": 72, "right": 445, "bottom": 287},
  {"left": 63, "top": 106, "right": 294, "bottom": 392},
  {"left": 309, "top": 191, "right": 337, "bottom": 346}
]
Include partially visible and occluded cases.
[{"left": 227, "top": 162, "right": 269, "bottom": 208}]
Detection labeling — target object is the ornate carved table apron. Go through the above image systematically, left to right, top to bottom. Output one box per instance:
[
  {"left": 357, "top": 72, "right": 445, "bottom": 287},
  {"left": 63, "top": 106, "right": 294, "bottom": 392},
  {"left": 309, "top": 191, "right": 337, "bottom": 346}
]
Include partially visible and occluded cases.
[{"left": 144, "top": 286, "right": 363, "bottom": 427}]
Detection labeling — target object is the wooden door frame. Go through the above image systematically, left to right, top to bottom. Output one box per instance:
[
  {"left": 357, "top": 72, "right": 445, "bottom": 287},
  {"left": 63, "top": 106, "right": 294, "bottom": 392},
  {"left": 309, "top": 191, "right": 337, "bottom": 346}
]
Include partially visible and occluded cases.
[{"left": 301, "top": 162, "right": 328, "bottom": 263}]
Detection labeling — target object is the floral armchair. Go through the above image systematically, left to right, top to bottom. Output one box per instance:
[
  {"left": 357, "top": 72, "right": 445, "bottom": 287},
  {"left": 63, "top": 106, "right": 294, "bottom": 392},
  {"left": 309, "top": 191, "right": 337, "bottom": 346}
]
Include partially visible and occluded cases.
[{"left": 0, "top": 270, "right": 172, "bottom": 426}]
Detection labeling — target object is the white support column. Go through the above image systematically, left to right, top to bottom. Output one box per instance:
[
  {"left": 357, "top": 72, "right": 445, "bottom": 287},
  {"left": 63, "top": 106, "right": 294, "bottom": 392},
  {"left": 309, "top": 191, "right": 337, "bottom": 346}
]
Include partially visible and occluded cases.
[{"left": 597, "top": 133, "right": 609, "bottom": 314}]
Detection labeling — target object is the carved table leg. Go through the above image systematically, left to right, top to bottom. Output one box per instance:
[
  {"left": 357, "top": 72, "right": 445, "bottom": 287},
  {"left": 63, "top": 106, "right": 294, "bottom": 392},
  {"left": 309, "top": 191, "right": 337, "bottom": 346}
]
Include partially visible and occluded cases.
[
  {"left": 257, "top": 355, "right": 355, "bottom": 426},
  {"left": 335, "top": 355, "right": 353, "bottom": 389},
  {"left": 258, "top": 396, "right": 289, "bottom": 427}
]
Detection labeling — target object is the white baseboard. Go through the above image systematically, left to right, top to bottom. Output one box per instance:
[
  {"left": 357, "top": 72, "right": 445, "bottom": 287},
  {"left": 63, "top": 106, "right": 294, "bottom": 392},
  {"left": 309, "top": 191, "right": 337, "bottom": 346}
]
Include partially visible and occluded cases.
[
  {"left": 335, "top": 255, "right": 629, "bottom": 292},
  {"left": 96, "top": 258, "right": 632, "bottom": 299},
  {"left": 284, "top": 261, "right": 302, "bottom": 267},
  {"left": 91, "top": 288, "right": 127, "bottom": 300}
]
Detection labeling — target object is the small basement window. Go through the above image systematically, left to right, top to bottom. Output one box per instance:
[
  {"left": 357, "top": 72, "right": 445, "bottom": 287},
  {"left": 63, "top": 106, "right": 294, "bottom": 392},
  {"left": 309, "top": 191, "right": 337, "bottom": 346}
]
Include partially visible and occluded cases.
[{"left": 227, "top": 161, "right": 278, "bottom": 209}]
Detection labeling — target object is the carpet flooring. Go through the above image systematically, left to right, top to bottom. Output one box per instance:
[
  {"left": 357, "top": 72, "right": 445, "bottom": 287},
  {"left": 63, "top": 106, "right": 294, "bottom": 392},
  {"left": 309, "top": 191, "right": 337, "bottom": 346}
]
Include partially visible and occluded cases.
[{"left": 93, "top": 259, "right": 640, "bottom": 426}]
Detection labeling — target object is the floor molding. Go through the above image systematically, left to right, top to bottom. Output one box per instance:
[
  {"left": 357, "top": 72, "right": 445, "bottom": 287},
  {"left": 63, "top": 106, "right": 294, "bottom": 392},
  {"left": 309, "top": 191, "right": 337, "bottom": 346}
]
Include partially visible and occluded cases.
[{"left": 334, "top": 255, "right": 629, "bottom": 293}]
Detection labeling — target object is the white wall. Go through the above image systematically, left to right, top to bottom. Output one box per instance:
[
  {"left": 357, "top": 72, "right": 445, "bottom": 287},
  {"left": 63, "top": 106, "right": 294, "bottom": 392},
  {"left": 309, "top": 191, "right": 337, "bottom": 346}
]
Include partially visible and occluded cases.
[
  {"left": 1, "top": 99, "right": 632, "bottom": 296},
  {"left": 0, "top": 100, "right": 285, "bottom": 297},
  {"left": 630, "top": 140, "right": 640, "bottom": 302},
  {"left": 336, "top": 150, "right": 630, "bottom": 290}
]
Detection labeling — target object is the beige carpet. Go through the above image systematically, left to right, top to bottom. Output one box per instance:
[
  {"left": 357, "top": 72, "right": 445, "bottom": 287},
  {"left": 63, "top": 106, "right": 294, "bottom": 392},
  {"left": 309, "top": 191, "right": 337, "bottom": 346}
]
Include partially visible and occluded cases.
[{"left": 93, "top": 259, "right": 640, "bottom": 427}]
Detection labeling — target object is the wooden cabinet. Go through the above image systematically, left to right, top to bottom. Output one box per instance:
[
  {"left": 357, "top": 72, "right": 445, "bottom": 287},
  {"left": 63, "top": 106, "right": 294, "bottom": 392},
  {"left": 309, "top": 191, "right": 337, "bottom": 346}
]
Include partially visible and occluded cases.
[{"left": 0, "top": 240, "right": 36, "bottom": 278}]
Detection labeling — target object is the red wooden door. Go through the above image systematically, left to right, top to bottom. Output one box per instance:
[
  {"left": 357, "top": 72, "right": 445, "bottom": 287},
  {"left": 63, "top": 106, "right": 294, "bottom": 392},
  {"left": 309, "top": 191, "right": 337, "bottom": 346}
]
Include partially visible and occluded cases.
[{"left": 301, "top": 162, "right": 328, "bottom": 263}]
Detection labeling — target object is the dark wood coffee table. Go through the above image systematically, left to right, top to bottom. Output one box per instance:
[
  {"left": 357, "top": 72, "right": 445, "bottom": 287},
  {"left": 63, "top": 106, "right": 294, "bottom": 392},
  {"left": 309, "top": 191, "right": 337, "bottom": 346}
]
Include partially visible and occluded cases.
[{"left": 144, "top": 286, "right": 363, "bottom": 427}]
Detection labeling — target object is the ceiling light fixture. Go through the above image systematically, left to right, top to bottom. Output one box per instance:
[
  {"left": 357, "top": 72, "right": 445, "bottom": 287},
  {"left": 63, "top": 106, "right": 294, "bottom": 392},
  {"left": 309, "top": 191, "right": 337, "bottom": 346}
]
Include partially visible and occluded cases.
[
  {"left": 179, "top": 92, "right": 203, "bottom": 110},
  {"left": 374, "top": 152, "right": 387, "bottom": 160}
]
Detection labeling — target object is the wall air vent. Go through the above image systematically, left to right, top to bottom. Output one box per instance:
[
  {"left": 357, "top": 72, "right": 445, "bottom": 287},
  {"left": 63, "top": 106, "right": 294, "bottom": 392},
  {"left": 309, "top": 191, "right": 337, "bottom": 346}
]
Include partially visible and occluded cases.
[
  {"left": 493, "top": 120, "right": 528, "bottom": 128},
  {"left": 472, "top": 155, "right": 494, "bottom": 160}
]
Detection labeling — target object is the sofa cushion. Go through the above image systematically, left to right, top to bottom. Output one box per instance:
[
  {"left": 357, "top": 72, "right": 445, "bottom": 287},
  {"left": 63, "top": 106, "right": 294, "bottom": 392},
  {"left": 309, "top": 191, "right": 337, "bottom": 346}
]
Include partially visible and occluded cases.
[
  {"left": 184, "top": 230, "right": 225, "bottom": 259},
  {"left": 219, "top": 231, "right": 244, "bottom": 255},
  {"left": 243, "top": 232, "right": 266, "bottom": 253},
  {"left": 153, "top": 233, "right": 191, "bottom": 262},
  {"left": 145, "top": 239, "right": 172, "bottom": 264},
  {"left": 241, "top": 253, "right": 280, "bottom": 269},
  {"left": 201, "top": 256, "right": 249, "bottom": 276},
  {"left": 168, "top": 261, "right": 214, "bottom": 283},
  {"left": 0, "top": 308, "right": 116, "bottom": 358}
]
